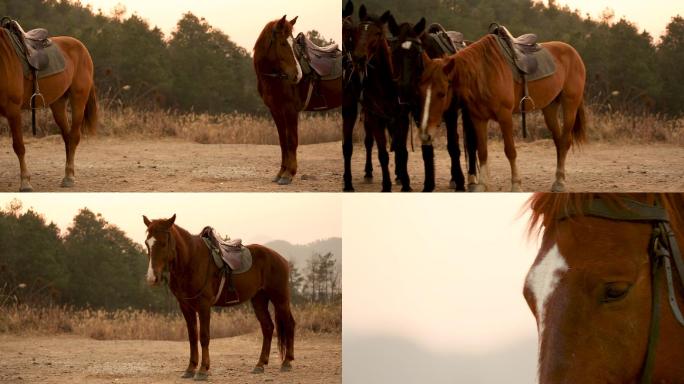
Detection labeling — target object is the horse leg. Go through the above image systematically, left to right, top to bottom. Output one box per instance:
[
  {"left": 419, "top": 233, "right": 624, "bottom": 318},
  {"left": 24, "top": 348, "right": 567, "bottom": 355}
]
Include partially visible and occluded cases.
[
  {"left": 60, "top": 89, "right": 89, "bottom": 188},
  {"left": 555, "top": 97, "right": 580, "bottom": 192},
  {"left": 541, "top": 100, "right": 566, "bottom": 192},
  {"left": 342, "top": 104, "right": 356, "bottom": 192},
  {"left": 444, "top": 104, "right": 465, "bottom": 191},
  {"left": 462, "top": 105, "right": 479, "bottom": 189},
  {"left": 270, "top": 109, "right": 287, "bottom": 182},
  {"left": 7, "top": 110, "right": 33, "bottom": 191},
  {"left": 498, "top": 110, "right": 522, "bottom": 192},
  {"left": 279, "top": 111, "right": 299, "bottom": 185},
  {"left": 368, "top": 114, "right": 391, "bottom": 192},
  {"left": 393, "top": 114, "right": 412, "bottom": 192},
  {"left": 471, "top": 118, "right": 490, "bottom": 192},
  {"left": 363, "top": 123, "right": 374, "bottom": 182},
  {"left": 419, "top": 125, "right": 435, "bottom": 192},
  {"left": 250, "top": 291, "right": 274, "bottom": 373},
  {"left": 179, "top": 305, "right": 199, "bottom": 378},
  {"left": 194, "top": 306, "right": 211, "bottom": 381}
]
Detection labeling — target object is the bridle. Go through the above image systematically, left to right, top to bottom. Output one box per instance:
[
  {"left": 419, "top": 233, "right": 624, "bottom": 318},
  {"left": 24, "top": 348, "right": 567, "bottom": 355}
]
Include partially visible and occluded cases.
[{"left": 557, "top": 197, "right": 684, "bottom": 384}]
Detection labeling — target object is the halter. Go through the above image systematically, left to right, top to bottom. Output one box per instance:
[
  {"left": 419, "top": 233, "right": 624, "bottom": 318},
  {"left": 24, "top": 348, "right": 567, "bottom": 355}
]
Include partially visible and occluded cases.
[{"left": 557, "top": 197, "right": 684, "bottom": 383}]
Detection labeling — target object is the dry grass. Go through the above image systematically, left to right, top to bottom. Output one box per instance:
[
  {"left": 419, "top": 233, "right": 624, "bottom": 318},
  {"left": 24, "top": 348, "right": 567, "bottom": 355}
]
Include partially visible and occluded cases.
[
  {"left": 2, "top": 104, "right": 681, "bottom": 145},
  {"left": 0, "top": 303, "right": 341, "bottom": 341}
]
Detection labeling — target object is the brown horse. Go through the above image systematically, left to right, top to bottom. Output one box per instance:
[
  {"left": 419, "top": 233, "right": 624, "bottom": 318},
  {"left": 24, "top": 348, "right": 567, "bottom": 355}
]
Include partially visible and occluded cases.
[
  {"left": 254, "top": 16, "right": 342, "bottom": 185},
  {"left": 0, "top": 26, "right": 97, "bottom": 191},
  {"left": 420, "top": 35, "right": 586, "bottom": 192},
  {"left": 525, "top": 193, "right": 684, "bottom": 383},
  {"left": 143, "top": 215, "right": 296, "bottom": 380}
]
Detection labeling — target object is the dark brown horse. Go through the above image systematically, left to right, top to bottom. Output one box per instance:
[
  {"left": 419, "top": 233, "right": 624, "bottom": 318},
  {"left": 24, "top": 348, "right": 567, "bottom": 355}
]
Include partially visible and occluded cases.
[
  {"left": 254, "top": 16, "right": 342, "bottom": 185},
  {"left": 0, "top": 24, "right": 97, "bottom": 191},
  {"left": 421, "top": 35, "right": 587, "bottom": 192},
  {"left": 525, "top": 193, "right": 684, "bottom": 383},
  {"left": 143, "top": 215, "right": 295, "bottom": 380}
]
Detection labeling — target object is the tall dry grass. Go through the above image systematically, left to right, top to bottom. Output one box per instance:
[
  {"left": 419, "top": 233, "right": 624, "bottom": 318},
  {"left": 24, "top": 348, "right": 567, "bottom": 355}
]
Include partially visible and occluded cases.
[{"left": 0, "top": 303, "right": 340, "bottom": 340}]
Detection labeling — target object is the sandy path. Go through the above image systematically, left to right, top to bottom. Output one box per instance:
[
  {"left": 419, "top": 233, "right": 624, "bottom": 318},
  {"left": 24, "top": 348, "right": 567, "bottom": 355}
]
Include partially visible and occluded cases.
[
  {"left": 0, "top": 136, "right": 682, "bottom": 192},
  {"left": 0, "top": 333, "right": 341, "bottom": 384}
]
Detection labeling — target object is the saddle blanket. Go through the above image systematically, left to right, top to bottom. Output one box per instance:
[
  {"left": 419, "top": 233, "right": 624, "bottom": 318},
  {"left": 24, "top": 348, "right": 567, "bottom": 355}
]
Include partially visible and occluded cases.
[
  {"left": 8, "top": 32, "right": 66, "bottom": 79},
  {"left": 494, "top": 35, "right": 556, "bottom": 83}
]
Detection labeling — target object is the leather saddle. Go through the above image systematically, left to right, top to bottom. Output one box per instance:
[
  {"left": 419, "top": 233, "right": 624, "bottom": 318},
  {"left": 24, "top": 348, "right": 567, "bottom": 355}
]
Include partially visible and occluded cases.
[
  {"left": 1, "top": 18, "right": 52, "bottom": 71},
  {"left": 427, "top": 23, "right": 467, "bottom": 55},
  {"left": 489, "top": 23, "right": 541, "bottom": 74},
  {"left": 295, "top": 32, "right": 342, "bottom": 79},
  {"left": 200, "top": 226, "right": 243, "bottom": 271}
]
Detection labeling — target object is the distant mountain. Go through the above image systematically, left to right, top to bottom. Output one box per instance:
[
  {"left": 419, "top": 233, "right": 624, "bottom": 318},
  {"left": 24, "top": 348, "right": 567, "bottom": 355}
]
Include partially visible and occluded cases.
[{"left": 265, "top": 237, "right": 342, "bottom": 270}]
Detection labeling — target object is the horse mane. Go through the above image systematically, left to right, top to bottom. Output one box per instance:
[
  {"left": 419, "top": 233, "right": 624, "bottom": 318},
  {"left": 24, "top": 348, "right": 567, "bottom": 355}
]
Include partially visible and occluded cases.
[
  {"left": 453, "top": 35, "right": 507, "bottom": 105},
  {"left": 526, "top": 193, "right": 684, "bottom": 240}
]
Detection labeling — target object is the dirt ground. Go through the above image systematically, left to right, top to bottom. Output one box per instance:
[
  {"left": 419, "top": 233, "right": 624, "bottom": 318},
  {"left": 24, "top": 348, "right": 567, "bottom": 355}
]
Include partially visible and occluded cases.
[
  {"left": 0, "top": 136, "right": 682, "bottom": 192},
  {"left": 0, "top": 333, "right": 341, "bottom": 384}
]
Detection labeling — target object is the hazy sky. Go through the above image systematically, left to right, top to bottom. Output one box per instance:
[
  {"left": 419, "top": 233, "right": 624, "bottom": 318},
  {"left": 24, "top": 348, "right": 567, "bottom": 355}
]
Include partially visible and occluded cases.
[
  {"left": 77, "top": 0, "right": 341, "bottom": 51},
  {"left": 542, "top": 0, "right": 681, "bottom": 39},
  {"left": 0, "top": 193, "right": 341, "bottom": 246},
  {"left": 343, "top": 194, "right": 538, "bottom": 354}
]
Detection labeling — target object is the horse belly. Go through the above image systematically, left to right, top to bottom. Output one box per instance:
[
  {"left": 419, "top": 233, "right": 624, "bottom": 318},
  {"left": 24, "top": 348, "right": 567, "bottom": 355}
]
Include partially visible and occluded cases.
[
  {"left": 21, "top": 72, "right": 71, "bottom": 109},
  {"left": 512, "top": 72, "right": 564, "bottom": 114}
]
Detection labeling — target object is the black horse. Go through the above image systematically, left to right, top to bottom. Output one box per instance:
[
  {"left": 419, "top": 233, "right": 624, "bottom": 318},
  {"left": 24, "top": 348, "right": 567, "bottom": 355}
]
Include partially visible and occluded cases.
[
  {"left": 342, "top": 0, "right": 377, "bottom": 192},
  {"left": 351, "top": 6, "right": 410, "bottom": 192},
  {"left": 387, "top": 16, "right": 477, "bottom": 191}
]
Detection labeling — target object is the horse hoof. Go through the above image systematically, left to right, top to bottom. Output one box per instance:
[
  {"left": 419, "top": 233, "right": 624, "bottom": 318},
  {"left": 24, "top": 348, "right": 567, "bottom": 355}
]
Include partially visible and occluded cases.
[
  {"left": 272, "top": 175, "right": 281, "bottom": 183},
  {"left": 363, "top": 175, "right": 373, "bottom": 183},
  {"left": 60, "top": 177, "right": 75, "bottom": 188},
  {"left": 277, "top": 177, "right": 292, "bottom": 185},
  {"left": 395, "top": 177, "right": 402, "bottom": 186},
  {"left": 449, "top": 180, "right": 457, "bottom": 189},
  {"left": 551, "top": 181, "right": 566, "bottom": 192},
  {"left": 511, "top": 183, "right": 523, "bottom": 192},
  {"left": 470, "top": 184, "right": 486, "bottom": 192},
  {"left": 19, "top": 185, "right": 34, "bottom": 192},
  {"left": 381, "top": 185, "right": 392, "bottom": 192},
  {"left": 343, "top": 186, "right": 355, "bottom": 192},
  {"left": 401, "top": 186, "right": 413, "bottom": 192},
  {"left": 280, "top": 362, "right": 292, "bottom": 372},
  {"left": 252, "top": 366, "right": 265, "bottom": 374},
  {"left": 181, "top": 371, "right": 195, "bottom": 379},
  {"left": 193, "top": 372, "right": 208, "bottom": 381}
]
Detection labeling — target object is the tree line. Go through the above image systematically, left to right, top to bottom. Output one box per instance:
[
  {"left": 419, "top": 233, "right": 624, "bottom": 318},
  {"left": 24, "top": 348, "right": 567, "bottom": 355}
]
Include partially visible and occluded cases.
[
  {"left": 1, "top": 0, "right": 333, "bottom": 115},
  {"left": 356, "top": 0, "right": 684, "bottom": 117},
  {"left": 0, "top": 200, "right": 339, "bottom": 311}
]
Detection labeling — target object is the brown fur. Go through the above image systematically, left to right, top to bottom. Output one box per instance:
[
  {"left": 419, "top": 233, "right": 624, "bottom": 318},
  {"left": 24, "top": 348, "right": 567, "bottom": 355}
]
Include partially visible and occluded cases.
[
  {"left": 253, "top": 17, "right": 342, "bottom": 185},
  {"left": 0, "top": 29, "right": 97, "bottom": 191},
  {"left": 524, "top": 193, "right": 684, "bottom": 383},
  {"left": 143, "top": 215, "right": 296, "bottom": 377}
]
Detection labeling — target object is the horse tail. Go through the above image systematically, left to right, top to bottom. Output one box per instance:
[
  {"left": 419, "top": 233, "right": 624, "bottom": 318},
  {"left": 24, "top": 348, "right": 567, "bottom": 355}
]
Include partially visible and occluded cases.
[
  {"left": 83, "top": 86, "right": 98, "bottom": 135},
  {"left": 571, "top": 100, "right": 586, "bottom": 147},
  {"left": 274, "top": 301, "right": 295, "bottom": 362}
]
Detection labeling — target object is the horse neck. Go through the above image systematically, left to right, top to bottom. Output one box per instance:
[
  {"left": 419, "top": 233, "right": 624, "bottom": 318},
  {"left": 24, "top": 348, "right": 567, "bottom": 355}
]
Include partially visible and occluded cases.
[
  {"left": 0, "top": 30, "right": 12, "bottom": 74},
  {"left": 453, "top": 36, "right": 502, "bottom": 106},
  {"left": 365, "top": 40, "right": 395, "bottom": 94},
  {"left": 169, "top": 225, "right": 205, "bottom": 277}
]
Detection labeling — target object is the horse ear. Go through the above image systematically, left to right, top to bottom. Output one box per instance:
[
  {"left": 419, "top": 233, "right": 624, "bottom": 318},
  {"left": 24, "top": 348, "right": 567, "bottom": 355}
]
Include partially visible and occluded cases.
[
  {"left": 343, "top": 0, "right": 354, "bottom": 18},
  {"left": 359, "top": 4, "right": 367, "bottom": 21},
  {"left": 380, "top": 11, "right": 392, "bottom": 25},
  {"left": 387, "top": 14, "right": 399, "bottom": 36},
  {"left": 276, "top": 15, "right": 287, "bottom": 30},
  {"left": 289, "top": 16, "right": 298, "bottom": 26},
  {"left": 414, "top": 18, "right": 426, "bottom": 36},
  {"left": 422, "top": 51, "right": 431, "bottom": 67},
  {"left": 443, "top": 57, "right": 457, "bottom": 77},
  {"left": 166, "top": 214, "right": 176, "bottom": 227},
  {"left": 143, "top": 215, "right": 151, "bottom": 228}
]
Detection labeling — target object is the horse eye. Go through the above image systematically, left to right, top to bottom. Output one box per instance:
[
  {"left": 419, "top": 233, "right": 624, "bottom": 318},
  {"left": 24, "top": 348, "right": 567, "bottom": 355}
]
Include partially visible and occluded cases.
[
  {"left": 437, "top": 92, "right": 446, "bottom": 98},
  {"left": 602, "top": 282, "right": 631, "bottom": 303}
]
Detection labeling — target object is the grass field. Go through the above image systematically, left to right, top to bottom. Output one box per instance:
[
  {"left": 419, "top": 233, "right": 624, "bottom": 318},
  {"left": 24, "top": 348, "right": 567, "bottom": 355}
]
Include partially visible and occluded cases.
[
  {"left": 1, "top": 105, "right": 681, "bottom": 145},
  {"left": 0, "top": 303, "right": 341, "bottom": 340}
]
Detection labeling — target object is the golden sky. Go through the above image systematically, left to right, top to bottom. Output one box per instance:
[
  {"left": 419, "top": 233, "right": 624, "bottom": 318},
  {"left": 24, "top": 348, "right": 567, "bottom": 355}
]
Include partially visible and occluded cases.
[
  {"left": 77, "top": 0, "right": 341, "bottom": 51},
  {"left": 0, "top": 193, "right": 341, "bottom": 246}
]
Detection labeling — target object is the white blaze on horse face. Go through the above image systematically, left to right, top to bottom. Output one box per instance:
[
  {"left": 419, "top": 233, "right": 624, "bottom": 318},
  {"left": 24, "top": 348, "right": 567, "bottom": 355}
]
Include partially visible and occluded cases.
[
  {"left": 287, "top": 36, "right": 303, "bottom": 83},
  {"left": 401, "top": 41, "right": 412, "bottom": 50},
  {"left": 421, "top": 84, "right": 432, "bottom": 131},
  {"left": 145, "top": 237, "right": 156, "bottom": 283},
  {"left": 525, "top": 243, "right": 568, "bottom": 337}
]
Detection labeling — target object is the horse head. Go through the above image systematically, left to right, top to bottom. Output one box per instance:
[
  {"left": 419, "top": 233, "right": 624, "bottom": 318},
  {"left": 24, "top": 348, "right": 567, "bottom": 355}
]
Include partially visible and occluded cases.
[
  {"left": 352, "top": 5, "right": 391, "bottom": 69},
  {"left": 254, "top": 15, "right": 302, "bottom": 84},
  {"left": 387, "top": 15, "right": 426, "bottom": 105},
  {"left": 417, "top": 54, "right": 456, "bottom": 142},
  {"left": 143, "top": 214, "right": 177, "bottom": 286}
]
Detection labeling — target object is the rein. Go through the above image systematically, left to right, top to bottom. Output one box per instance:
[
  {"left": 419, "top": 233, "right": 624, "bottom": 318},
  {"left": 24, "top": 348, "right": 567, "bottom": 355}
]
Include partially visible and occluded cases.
[{"left": 557, "top": 197, "right": 684, "bottom": 383}]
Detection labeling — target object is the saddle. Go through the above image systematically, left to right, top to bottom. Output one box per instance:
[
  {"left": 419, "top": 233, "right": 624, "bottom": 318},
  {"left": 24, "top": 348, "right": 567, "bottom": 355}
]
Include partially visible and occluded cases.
[
  {"left": 1, "top": 18, "right": 52, "bottom": 71},
  {"left": 427, "top": 23, "right": 467, "bottom": 55},
  {"left": 489, "top": 23, "right": 541, "bottom": 74},
  {"left": 295, "top": 32, "right": 342, "bottom": 80},
  {"left": 200, "top": 226, "right": 243, "bottom": 271}
]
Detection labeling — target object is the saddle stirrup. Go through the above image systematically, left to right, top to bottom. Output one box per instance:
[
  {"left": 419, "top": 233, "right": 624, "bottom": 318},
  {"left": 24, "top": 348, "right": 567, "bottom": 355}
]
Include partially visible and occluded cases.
[{"left": 30, "top": 70, "right": 46, "bottom": 137}]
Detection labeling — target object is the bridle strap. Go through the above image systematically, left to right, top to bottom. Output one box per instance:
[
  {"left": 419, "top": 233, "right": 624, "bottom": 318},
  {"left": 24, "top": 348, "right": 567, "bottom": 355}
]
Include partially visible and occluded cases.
[{"left": 557, "top": 197, "right": 670, "bottom": 223}]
